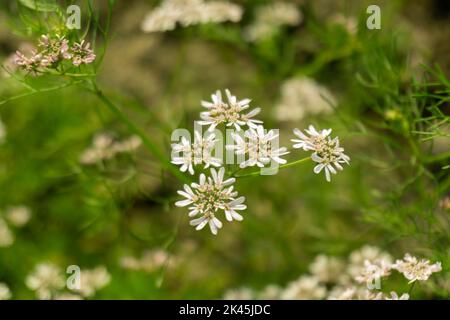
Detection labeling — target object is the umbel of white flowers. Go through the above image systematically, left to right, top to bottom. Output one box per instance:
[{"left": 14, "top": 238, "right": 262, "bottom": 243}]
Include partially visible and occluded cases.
[
  {"left": 174, "top": 89, "right": 351, "bottom": 234},
  {"left": 291, "top": 125, "right": 350, "bottom": 182},
  {"left": 175, "top": 167, "right": 246, "bottom": 235}
]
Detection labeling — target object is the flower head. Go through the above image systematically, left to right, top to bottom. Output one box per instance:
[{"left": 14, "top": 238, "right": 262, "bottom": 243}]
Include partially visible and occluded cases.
[
  {"left": 141, "top": 0, "right": 242, "bottom": 33},
  {"left": 245, "top": 2, "right": 302, "bottom": 42},
  {"left": 70, "top": 40, "right": 96, "bottom": 66},
  {"left": 274, "top": 77, "right": 336, "bottom": 122},
  {"left": 199, "top": 89, "right": 262, "bottom": 132},
  {"left": 228, "top": 125, "right": 289, "bottom": 168},
  {"left": 292, "top": 125, "right": 350, "bottom": 182},
  {"left": 171, "top": 131, "right": 221, "bottom": 175},
  {"left": 175, "top": 167, "right": 246, "bottom": 234},
  {"left": 392, "top": 254, "right": 442, "bottom": 283},
  {"left": 26, "top": 263, "right": 65, "bottom": 300},
  {"left": 281, "top": 275, "right": 327, "bottom": 300},
  {"left": 0, "top": 283, "right": 11, "bottom": 300}
]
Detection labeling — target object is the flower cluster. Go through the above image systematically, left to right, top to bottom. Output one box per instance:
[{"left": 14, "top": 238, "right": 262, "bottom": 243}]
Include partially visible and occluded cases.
[
  {"left": 141, "top": 0, "right": 243, "bottom": 33},
  {"left": 244, "top": 2, "right": 303, "bottom": 42},
  {"left": 14, "top": 35, "right": 95, "bottom": 73},
  {"left": 274, "top": 77, "right": 336, "bottom": 122},
  {"left": 174, "top": 89, "right": 351, "bottom": 234},
  {"left": 200, "top": 89, "right": 262, "bottom": 132},
  {"left": 227, "top": 125, "right": 289, "bottom": 168},
  {"left": 292, "top": 125, "right": 350, "bottom": 182},
  {"left": 171, "top": 131, "right": 221, "bottom": 174},
  {"left": 80, "top": 133, "right": 142, "bottom": 165},
  {"left": 176, "top": 167, "right": 246, "bottom": 235},
  {"left": 0, "top": 205, "right": 32, "bottom": 247},
  {"left": 222, "top": 246, "right": 442, "bottom": 300},
  {"left": 120, "top": 249, "right": 177, "bottom": 273},
  {"left": 392, "top": 254, "right": 442, "bottom": 283},
  {"left": 26, "top": 263, "right": 110, "bottom": 300},
  {"left": 0, "top": 283, "right": 11, "bottom": 300}
]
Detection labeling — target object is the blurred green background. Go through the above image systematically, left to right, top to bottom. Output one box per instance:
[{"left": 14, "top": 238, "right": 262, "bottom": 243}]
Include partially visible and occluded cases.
[{"left": 0, "top": 0, "right": 449, "bottom": 299}]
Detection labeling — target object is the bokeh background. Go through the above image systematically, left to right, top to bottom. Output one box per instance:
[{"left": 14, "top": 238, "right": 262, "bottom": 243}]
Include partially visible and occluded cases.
[{"left": 0, "top": 0, "right": 449, "bottom": 299}]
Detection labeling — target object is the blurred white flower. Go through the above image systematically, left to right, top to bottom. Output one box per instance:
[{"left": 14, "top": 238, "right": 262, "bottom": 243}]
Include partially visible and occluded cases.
[
  {"left": 141, "top": 0, "right": 242, "bottom": 33},
  {"left": 245, "top": 2, "right": 302, "bottom": 42},
  {"left": 330, "top": 14, "right": 358, "bottom": 35},
  {"left": 274, "top": 77, "right": 336, "bottom": 122},
  {"left": 199, "top": 89, "right": 263, "bottom": 132},
  {"left": 227, "top": 125, "right": 289, "bottom": 168},
  {"left": 292, "top": 125, "right": 350, "bottom": 182},
  {"left": 171, "top": 131, "right": 221, "bottom": 175},
  {"left": 80, "top": 133, "right": 142, "bottom": 165},
  {"left": 112, "top": 135, "right": 142, "bottom": 153},
  {"left": 175, "top": 167, "right": 246, "bottom": 234},
  {"left": 5, "top": 205, "right": 32, "bottom": 227},
  {"left": 0, "top": 218, "right": 14, "bottom": 247},
  {"left": 348, "top": 245, "right": 393, "bottom": 279},
  {"left": 120, "top": 249, "right": 174, "bottom": 273},
  {"left": 309, "top": 254, "right": 346, "bottom": 283},
  {"left": 392, "top": 254, "right": 442, "bottom": 283},
  {"left": 354, "top": 259, "right": 392, "bottom": 284},
  {"left": 26, "top": 263, "right": 65, "bottom": 300},
  {"left": 75, "top": 266, "right": 111, "bottom": 298},
  {"left": 281, "top": 276, "right": 327, "bottom": 300},
  {"left": 0, "top": 283, "right": 11, "bottom": 300},
  {"left": 258, "top": 284, "right": 282, "bottom": 299},
  {"left": 223, "top": 287, "right": 254, "bottom": 300},
  {"left": 327, "top": 287, "right": 357, "bottom": 300},
  {"left": 358, "top": 289, "right": 384, "bottom": 300},
  {"left": 385, "top": 291, "right": 409, "bottom": 300},
  {"left": 54, "top": 293, "right": 83, "bottom": 300}
]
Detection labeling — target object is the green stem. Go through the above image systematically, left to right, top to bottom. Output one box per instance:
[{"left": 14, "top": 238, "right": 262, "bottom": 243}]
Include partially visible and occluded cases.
[
  {"left": 89, "top": 81, "right": 189, "bottom": 183},
  {"left": 234, "top": 157, "right": 311, "bottom": 178},
  {"left": 408, "top": 281, "right": 417, "bottom": 296}
]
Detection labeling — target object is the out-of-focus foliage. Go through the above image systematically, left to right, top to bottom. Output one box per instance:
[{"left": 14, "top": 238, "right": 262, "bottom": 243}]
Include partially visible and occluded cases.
[{"left": 0, "top": 0, "right": 449, "bottom": 299}]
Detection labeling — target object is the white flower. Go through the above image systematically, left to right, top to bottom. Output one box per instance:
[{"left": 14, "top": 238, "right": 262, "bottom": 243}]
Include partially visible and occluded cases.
[
  {"left": 141, "top": 0, "right": 243, "bottom": 33},
  {"left": 244, "top": 2, "right": 302, "bottom": 42},
  {"left": 274, "top": 77, "right": 336, "bottom": 122},
  {"left": 199, "top": 89, "right": 262, "bottom": 132},
  {"left": 228, "top": 125, "right": 289, "bottom": 168},
  {"left": 292, "top": 125, "right": 350, "bottom": 182},
  {"left": 171, "top": 131, "right": 221, "bottom": 175},
  {"left": 80, "top": 133, "right": 142, "bottom": 165},
  {"left": 175, "top": 167, "right": 246, "bottom": 235},
  {"left": 5, "top": 205, "right": 32, "bottom": 227},
  {"left": 0, "top": 218, "right": 14, "bottom": 247},
  {"left": 348, "top": 245, "right": 392, "bottom": 279},
  {"left": 120, "top": 249, "right": 175, "bottom": 273},
  {"left": 392, "top": 254, "right": 442, "bottom": 283},
  {"left": 309, "top": 255, "right": 346, "bottom": 283},
  {"left": 354, "top": 259, "right": 392, "bottom": 284},
  {"left": 26, "top": 263, "right": 65, "bottom": 300},
  {"left": 75, "top": 266, "right": 111, "bottom": 298},
  {"left": 281, "top": 275, "right": 327, "bottom": 300},
  {"left": 0, "top": 283, "right": 11, "bottom": 300},
  {"left": 259, "top": 285, "right": 282, "bottom": 299},
  {"left": 223, "top": 287, "right": 254, "bottom": 300},
  {"left": 327, "top": 287, "right": 357, "bottom": 300},
  {"left": 358, "top": 289, "right": 384, "bottom": 300},
  {"left": 385, "top": 291, "right": 409, "bottom": 300},
  {"left": 54, "top": 293, "right": 83, "bottom": 300}
]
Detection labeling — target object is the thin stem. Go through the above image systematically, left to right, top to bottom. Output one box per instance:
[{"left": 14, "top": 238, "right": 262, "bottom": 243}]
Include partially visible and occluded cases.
[
  {"left": 0, "top": 81, "right": 82, "bottom": 107},
  {"left": 89, "top": 81, "right": 189, "bottom": 183},
  {"left": 234, "top": 157, "right": 311, "bottom": 178},
  {"left": 408, "top": 281, "right": 417, "bottom": 296}
]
